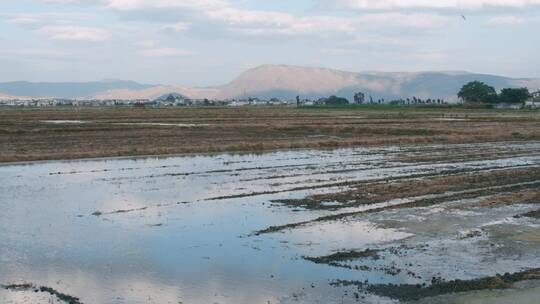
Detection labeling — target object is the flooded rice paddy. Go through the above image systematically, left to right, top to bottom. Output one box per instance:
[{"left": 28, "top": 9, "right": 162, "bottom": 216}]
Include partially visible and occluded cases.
[{"left": 1, "top": 142, "right": 540, "bottom": 303}]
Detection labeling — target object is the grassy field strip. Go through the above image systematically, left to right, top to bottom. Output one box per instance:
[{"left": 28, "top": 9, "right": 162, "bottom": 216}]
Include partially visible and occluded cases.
[{"left": 2, "top": 107, "right": 539, "bottom": 162}]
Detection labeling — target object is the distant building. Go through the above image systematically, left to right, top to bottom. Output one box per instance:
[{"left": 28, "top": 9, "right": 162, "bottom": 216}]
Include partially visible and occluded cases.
[
  {"left": 525, "top": 91, "right": 540, "bottom": 108},
  {"left": 154, "top": 93, "right": 187, "bottom": 106},
  {"left": 314, "top": 98, "right": 327, "bottom": 105},
  {"left": 302, "top": 99, "right": 314, "bottom": 106},
  {"left": 525, "top": 100, "right": 540, "bottom": 108},
  {"left": 495, "top": 103, "right": 523, "bottom": 110}
]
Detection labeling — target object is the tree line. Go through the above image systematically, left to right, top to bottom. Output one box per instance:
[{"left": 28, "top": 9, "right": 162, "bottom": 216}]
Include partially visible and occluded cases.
[{"left": 458, "top": 81, "right": 531, "bottom": 104}]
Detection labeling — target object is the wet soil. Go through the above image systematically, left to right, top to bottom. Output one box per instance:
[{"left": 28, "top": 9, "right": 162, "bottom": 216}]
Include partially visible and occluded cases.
[
  {"left": 272, "top": 166, "right": 540, "bottom": 211},
  {"left": 254, "top": 167, "right": 540, "bottom": 235},
  {"left": 515, "top": 209, "right": 540, "bottom": 219},
  {"left": 305, "top": 249, "right": 381, "bottom": 264},
  {"left": 363, "top": 268, "right": 540, "bottom": 301},
  {"left": 2, "top": 283, "right": 83, "bottom": 304}
]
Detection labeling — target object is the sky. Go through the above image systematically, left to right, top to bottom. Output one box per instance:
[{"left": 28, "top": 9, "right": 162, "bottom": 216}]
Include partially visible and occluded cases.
[{"left": 1, "top": 0, "right": 540, "bottom": 86}]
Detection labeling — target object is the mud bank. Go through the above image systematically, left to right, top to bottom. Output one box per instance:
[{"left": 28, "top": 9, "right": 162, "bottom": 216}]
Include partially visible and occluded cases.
[
  {"left": 362, "top": 268, "right": 540, "bottom": 301},
  {"left": 2, "top": 283, "right": 82, "bottom": 304}
]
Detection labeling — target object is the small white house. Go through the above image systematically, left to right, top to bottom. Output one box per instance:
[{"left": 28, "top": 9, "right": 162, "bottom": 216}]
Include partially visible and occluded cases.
[
  {"left": 524, "top": 91, "right": 540, "bottom": 108},
  {"left": 525, "top": 100, "right": 540, "bottom": 108},
  {"left": 495, "top": 103, "right": 523, "bottom": 110}
]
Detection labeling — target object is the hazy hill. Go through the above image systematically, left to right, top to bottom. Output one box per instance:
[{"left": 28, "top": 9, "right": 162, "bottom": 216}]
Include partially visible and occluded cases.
[
  {"left": 1, "top": 65, "right": 538, "bottom": 101},
  {"left": 215, "top": 65, "right": 540, "bottom": 101},
  {"left": 0, "top": 80, "right": 153, "bottom": 99},
  {"left": 90, "top": 85, "right": 219, "bottom": 100}
]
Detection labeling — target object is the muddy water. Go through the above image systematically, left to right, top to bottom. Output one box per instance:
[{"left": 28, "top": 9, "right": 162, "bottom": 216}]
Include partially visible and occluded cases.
[{"left": 1, "top": 142, "right": 540, "bottom": 304}]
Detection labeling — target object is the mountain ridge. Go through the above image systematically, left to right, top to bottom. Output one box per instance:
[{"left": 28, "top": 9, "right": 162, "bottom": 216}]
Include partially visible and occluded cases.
[{"left": 1, "top": 65, "right": 539, "bottom": 101}]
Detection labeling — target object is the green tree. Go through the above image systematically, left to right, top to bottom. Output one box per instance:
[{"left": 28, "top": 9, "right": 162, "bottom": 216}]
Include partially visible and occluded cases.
[
  {"left": 458, "top": 81, "right": 497, "bottom": 103},
  {"left": 498, "top": 88, "right": 530, "bottom": 104},
  {"left": 325, "top": 96, "right": 349, "bottom": 105}
]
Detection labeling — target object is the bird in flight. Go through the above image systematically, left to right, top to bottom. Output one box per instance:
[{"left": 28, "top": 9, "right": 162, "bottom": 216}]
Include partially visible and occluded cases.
[{"left": 461, "top": 15, "right": 466, "bottom": 21}]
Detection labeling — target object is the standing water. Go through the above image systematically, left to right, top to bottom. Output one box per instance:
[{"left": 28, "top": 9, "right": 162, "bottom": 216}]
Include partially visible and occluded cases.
[{"left": 1, "top": 142, "right": 540, "bottom": 303}]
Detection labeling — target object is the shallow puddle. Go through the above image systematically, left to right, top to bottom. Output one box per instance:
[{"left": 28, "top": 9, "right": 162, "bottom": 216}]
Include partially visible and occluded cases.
[
  {"left": 40, "top": 120, "right": 87, "bottom": 124},
  {"left": 113, "top": 122, "right": 210, "bottom": 127},
  {"left": 1, "top": 142, "right": 539, "bottom": 303}
]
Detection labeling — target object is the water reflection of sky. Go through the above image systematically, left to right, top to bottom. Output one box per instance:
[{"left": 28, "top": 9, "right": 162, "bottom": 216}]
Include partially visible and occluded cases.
[{"left": 1, "top": 142, "right": 540, "bottom": 303}]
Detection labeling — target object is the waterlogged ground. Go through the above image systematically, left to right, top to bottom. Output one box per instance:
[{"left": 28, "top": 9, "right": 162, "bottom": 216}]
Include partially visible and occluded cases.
[{"left": 1, "top": 142, "right": 540, "bottom": 303}]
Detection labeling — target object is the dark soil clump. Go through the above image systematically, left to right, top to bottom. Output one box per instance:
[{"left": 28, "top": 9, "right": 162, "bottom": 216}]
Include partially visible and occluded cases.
[
  {"left": 515, "top": 209, "right": 540, "bottom": 219},
  {"left": 305, "top": 249, "right": 380, "bottom": 264},
  {"left": 363, "top": 268, "right": 540, "bottom": 301},
  {"left": 2, "top": 283, "right": 83, "bottom": 304}
]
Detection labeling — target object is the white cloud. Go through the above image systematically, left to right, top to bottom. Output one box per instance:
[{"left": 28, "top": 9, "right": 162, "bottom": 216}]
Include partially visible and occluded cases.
[
  {"left": 31, "top": 0, "right": 449, "bottom": 42},
  {"left": 40, "top": 0, "right": 105, "bottom": 3},
  {"left": 105, "top": 0, "right": 227, "bottom": 11},
  {"left": 110, "top": 0, "right": 449, "bottom": 40},
  {"left": 329, "top": 0, "right": 540, "bottom": 10},
  {"left": 210, "top": 11, "right": 357, "bottom": 36},
  {"left": 2, "top": 12, "right": 91, "bottom": 26},
  {"left": 218, "top": 12, "right": 448, "bottom": 38},
  {"left": 355, "top": 13, "right": 449, "bottom": 28},
  {"left": 5, "top": 15, "right": 41, "bottom": 25},
  {"left": 487, "top": 15, "right": 524, "bottom": 25},
  {"left": 162, "top": 22, "right": 191, "bottom": 32},
  {"left": 38, "top": 25, "right": 111, "bottom": 41},
  {"left": 136, "top": 40, "right": 156, "bottom": 48},
  {"left": 0, "top": 47, "right": 72, "bottom": 59},
  {"left": 140, "top": 47, "right": 191, "bottom": 57},
  {"left": 320, "top": 47, "right": 360, "bottom": 55},
  {"left": 408, "top": 50, "right": 448, "bottom": 62}
]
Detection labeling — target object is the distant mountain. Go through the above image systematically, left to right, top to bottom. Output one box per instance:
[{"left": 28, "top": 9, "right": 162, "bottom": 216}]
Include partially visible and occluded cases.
[
  {"left": 1, "top": 65, "right": 539, "bottom": 101},
  {"left": 215, "top": 65, "right": 540, "bottom": 102},
  {"left": 216, "top": 65, "right": 361, "bottom": 100},
  {"left": 0, "top": 80, "right": 154, "bottom": 99},
  {"left": 90, "top": 85, "right": 219, "bottom": 100},
  {"left": 0, "top": 92, "right": 31, "bottom": 100}
]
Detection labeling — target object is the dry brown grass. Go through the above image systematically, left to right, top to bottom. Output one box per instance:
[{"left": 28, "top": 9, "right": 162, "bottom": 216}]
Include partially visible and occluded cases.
[
  {"left": 1, "top": 106, "right": 539, "bottom": 162},
  {"left": 476, "top": 190, "right": 540, "bottom": 208}
]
